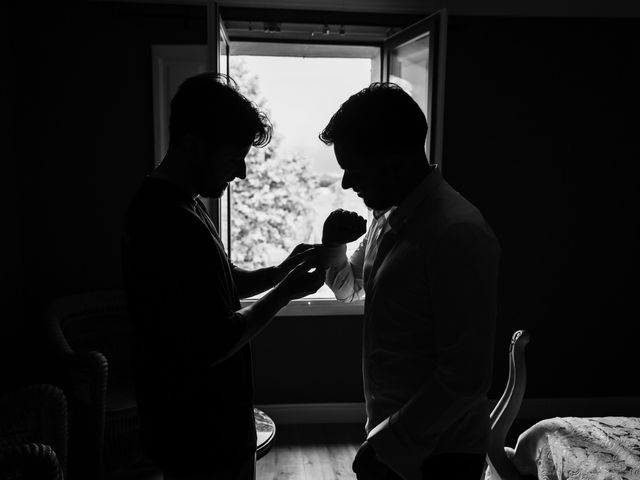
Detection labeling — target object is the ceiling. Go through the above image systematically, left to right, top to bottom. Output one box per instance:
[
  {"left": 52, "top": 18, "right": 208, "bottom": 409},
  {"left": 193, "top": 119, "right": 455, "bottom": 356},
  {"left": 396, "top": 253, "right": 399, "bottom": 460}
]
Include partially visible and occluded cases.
[{"left": 100, "top": 0, "right": 640, "bottom": 18}]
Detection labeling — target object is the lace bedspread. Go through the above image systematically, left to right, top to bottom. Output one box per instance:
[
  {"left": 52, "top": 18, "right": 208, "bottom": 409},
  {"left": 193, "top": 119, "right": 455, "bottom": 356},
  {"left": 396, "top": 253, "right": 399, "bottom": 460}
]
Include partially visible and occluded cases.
[{"left": 485, "top": 417, "right": 640, "bottom": 480}]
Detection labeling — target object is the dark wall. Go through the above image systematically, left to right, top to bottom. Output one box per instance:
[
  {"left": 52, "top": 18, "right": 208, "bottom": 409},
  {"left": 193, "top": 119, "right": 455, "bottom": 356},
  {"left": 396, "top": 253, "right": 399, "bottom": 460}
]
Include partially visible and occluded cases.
[
  {"left": 3, "top": 2, "right": 21, "bottom": 358},
  {"left": 7, "top": 2, "right": 363, "bottom": 403},
  {"left": 9, "top": 2, "right": 206, "bottom": 373},
  {"left": 17, "top": 3, "right": 206, "bottom": 306},
  {"left": 7, "top": 4, "right": 639, "bottom": 401},
  {"left": 442, "top": 16, "right": 640, "bottom": 398},
  {"left": 252, "top": 315, "right": 363, "bottom": 403}
]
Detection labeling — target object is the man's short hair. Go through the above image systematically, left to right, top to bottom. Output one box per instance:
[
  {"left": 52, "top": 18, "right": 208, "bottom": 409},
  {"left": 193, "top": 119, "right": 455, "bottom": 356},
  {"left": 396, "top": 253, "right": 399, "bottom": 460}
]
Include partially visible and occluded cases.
[
  {"left": 169, "top": 73, "right": 272, "bottom": 149},
  {"left": 319, "top": 82, "right": 428, "bottom": 153}
]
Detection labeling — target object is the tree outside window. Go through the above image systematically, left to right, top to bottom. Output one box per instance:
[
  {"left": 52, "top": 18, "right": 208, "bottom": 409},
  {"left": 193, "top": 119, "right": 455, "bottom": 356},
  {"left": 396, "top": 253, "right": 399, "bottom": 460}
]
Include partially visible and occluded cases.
[{"left": 227, "top": 56, "right": 371, "bottom": 291}]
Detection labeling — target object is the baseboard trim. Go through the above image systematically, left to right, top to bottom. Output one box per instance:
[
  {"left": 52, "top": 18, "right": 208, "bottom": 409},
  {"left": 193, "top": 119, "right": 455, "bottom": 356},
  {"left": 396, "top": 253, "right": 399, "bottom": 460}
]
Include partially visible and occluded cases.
[
  {"left": 256, "top": 397, "right": 640, "bottom": 425},
  {"left": 255, "top": 403, "right": 366, "bottom": 424}
]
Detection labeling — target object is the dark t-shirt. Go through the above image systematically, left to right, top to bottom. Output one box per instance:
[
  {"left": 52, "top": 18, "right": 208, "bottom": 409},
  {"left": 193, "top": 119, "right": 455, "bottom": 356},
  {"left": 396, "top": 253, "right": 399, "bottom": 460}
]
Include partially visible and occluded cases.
[{"left": 122, "top": 177, "right": 255, "bottom": 475}]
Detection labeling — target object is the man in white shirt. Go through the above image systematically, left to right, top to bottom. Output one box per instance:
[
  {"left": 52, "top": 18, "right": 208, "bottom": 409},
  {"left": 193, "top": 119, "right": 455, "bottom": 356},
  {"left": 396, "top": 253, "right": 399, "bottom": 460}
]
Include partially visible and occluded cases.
[{"left": 319, "top": 83, "right": 500, "bottom": 480}]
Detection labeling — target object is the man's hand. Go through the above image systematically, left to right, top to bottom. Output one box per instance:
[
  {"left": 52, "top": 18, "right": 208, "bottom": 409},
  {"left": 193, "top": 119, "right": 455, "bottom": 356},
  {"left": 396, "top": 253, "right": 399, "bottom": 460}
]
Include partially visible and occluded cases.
[
  {"left": 322, "top": 209, "right": 367, "bottom": 246},
  {"left": 272, "top": 243, "right": 317, "bottom": 284},
  {"left": 274, "top": 258, "right": 326, "bottom": 301},
  {"left": 352, "top": 441, "right": 395, "bottom": 480}
]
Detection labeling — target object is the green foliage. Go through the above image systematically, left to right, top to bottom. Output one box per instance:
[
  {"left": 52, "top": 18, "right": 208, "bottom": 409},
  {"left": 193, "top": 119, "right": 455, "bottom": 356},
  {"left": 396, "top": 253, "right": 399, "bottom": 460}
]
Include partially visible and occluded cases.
[{"left": 229, "top": 58, "right": 319, "bottom": 269}]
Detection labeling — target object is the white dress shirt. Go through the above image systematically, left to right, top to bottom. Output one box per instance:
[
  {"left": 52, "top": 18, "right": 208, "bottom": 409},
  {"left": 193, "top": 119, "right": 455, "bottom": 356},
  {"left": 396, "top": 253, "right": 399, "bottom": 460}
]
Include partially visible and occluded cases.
[{"left": 326, "top": 166, "right": 500, "bottom": 480}]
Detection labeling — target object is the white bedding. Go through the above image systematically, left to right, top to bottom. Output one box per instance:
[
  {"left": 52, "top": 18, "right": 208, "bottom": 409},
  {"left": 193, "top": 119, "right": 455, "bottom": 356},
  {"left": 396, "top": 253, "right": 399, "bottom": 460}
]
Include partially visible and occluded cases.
[{"left": 485, "top": 416, "right": 640, "bottom": 480}]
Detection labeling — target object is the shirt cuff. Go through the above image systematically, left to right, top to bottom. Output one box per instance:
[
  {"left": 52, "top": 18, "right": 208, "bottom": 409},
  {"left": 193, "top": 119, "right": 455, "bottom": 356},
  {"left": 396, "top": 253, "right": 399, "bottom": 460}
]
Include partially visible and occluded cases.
[
  {"left": 320, "top": 243, "right": 348, "bottom": 268},
  {"left": 367, "top": 416, "right": 424, "bottom": 480}
]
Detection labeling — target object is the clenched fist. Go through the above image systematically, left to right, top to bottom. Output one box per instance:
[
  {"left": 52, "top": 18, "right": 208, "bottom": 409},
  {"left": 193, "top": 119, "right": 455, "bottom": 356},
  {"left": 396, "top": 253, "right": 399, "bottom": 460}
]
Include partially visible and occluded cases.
[{"left": 322, "top": 209, "right": 367, "bottom": 246}]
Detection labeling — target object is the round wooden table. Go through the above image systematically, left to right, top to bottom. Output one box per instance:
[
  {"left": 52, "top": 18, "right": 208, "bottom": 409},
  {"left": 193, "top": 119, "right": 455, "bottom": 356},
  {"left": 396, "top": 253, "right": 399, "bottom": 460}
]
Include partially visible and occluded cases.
[{"left": 254, "top": 408, "right": 276, "bottom": 459}]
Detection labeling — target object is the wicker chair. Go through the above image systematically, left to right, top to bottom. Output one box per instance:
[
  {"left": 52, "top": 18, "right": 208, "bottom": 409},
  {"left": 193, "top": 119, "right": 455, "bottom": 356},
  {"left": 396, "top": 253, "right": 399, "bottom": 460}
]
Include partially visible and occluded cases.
[
  {"left": 45, "top": 289, "right": 278, "bottom": 479},
  {"left": 45, "top": 290, "right": 143, "bottom": 478},
  {"left": 485, "top": 330, "right": 531, "bottom": 480},
  {"left": 47, "top": 350, "right": 108, "bottom": 480},
  {"left": 0, "top": 384, "right": 68, "bottom": 480},
  {"left": 0, "top": 443, "right": 64, "bottom": 480}
]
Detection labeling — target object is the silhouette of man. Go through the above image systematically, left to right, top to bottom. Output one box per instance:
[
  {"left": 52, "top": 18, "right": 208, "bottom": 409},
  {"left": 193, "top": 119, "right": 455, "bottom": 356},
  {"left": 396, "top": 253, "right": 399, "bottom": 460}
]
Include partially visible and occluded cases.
[
  {"left": 122, "top": 73, "right": 325, "bottom": 480},
  {"left": 320, "top": 83, "right": 500, "bottom": 480}
]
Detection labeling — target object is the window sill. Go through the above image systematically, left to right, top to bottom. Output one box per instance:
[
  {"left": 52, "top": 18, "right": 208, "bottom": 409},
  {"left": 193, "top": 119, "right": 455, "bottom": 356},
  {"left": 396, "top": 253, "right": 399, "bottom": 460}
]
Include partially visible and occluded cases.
[{"left": 240, "top": 298, "right": 364, "bottom": 317}]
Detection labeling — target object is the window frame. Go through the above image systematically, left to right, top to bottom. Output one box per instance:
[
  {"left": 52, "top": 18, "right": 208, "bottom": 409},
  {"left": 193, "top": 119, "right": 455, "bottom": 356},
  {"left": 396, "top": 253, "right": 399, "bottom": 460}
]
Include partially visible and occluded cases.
[
  {"left": 382, "top": 9, "right": 448, "bottom": 168},
  {"left": 216, "top": 10, "right": 446, "bottom": 317},
  {"left": 221, "top": 40, "right": 378, "bottom": 316},
  {"left": 240, "top": 297, "right": 365, "bottom": 317}
]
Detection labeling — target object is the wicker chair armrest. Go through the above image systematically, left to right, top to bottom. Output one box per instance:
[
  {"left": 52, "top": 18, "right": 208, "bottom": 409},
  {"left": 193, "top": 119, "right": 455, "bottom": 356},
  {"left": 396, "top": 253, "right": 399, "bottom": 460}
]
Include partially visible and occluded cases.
[
  {"left": 59, "top": 350, "right": 108, "bottom": 409},
  {"left": 0, "top": 384, "right": 68, "bottom": 475},
  {"left": 0, "top": 443, "right": 63, "bottom": 480}
]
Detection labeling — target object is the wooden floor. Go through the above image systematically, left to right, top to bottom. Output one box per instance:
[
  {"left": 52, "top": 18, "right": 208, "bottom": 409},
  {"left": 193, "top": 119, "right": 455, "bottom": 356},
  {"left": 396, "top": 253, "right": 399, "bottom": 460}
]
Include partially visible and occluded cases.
[
  {"left": 115, "top": 419, "right": 541, "bottom": 480},
  {"left": 114, "top": 423, "right": 365, "bottom": 480},
  {"left": 256, "top": 423, "right": 364, "bottom": 480}
]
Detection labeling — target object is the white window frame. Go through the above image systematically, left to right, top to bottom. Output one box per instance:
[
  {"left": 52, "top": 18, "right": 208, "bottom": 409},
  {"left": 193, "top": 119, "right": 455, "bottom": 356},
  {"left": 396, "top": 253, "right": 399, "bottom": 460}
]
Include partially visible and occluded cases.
[
  {"left": 226, "top": 42, "right": 377, "bottom": 317},
  {"left": 242, "top": 297, "right": 364, "bottom": 316}
]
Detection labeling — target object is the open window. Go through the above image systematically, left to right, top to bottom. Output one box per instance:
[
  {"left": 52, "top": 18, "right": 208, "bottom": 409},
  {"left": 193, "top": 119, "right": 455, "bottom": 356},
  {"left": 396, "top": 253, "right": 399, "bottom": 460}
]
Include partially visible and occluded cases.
[
  {"left": 152, "top": 4, "right": 447, "bottom": 316},
  {"left": 382, "top": 10, "right": 447, "bottom": 168}
]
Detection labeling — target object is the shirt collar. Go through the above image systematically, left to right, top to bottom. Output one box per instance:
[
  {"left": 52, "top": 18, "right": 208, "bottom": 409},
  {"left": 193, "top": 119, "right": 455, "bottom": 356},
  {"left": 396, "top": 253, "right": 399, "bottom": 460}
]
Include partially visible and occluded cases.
[
  {"left": 388, "top": 164, "right": 443, "bottom": 232},
  {"left": 372, "top": 207, "right": 394, "bottom": 220}
]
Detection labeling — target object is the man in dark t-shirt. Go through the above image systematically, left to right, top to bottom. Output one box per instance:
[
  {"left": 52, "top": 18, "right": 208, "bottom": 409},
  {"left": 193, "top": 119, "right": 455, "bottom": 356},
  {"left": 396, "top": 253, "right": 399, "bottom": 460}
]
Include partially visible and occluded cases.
[{"left": 122, "top": 73, "right": 324, "bottom": 480}]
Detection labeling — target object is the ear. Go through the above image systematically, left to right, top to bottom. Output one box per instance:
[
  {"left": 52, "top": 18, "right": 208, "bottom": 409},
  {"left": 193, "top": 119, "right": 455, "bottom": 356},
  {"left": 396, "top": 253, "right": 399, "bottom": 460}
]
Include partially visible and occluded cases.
[{"left": 178, "top": 133, "right": 203, "bottom": 153}]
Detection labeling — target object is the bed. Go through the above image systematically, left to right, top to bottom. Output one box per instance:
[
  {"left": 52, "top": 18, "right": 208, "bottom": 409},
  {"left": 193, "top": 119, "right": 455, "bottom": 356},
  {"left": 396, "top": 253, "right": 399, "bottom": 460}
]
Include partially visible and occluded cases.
[
  {"left": 484, "top": 331, "right": 640, "bottom": 480},
  {"left": 486, "top": 416, "right": 640, "bottom": 479}
]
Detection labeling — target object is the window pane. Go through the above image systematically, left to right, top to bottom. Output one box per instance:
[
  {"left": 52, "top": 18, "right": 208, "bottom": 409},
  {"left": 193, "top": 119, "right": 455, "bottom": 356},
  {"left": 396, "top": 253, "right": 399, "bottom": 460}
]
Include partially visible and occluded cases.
[
  {"left": 219, "top": 28, "right": 228, "bottom": 76},
  {"left": 389, "top": 33, "right": 430, "bottom": 130},
  {"left": 224, "top": 54, "right": 372, "bottom": 299}
]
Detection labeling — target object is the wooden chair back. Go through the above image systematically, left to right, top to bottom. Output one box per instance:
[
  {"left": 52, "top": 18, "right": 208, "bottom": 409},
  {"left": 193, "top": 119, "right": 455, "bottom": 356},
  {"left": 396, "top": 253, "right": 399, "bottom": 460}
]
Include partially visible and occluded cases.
[{"left": 486, "top": 330, "right": 530, "bottom": 480}]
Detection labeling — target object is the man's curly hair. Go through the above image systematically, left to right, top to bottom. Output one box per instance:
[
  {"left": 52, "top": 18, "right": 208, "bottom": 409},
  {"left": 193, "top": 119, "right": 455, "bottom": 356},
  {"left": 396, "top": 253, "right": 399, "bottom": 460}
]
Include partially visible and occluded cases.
[{"left": 169, "top": 73, "right": 272, "bottom": 149}]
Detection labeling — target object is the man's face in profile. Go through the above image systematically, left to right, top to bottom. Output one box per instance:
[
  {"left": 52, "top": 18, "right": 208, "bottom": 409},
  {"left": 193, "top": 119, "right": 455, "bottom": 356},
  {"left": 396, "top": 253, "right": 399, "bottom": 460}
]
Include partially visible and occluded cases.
[
  {"left": 197, "top": 142, "right": 251, "bottom": 199},
  {"left": 335, "top": 142, "right": 396, "bottom": 211}
]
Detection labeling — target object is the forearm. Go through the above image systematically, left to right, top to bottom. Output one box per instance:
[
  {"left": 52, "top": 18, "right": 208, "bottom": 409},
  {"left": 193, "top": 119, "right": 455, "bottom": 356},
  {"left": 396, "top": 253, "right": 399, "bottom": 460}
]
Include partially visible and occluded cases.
[
  {"left": 394, "top": 223, "right": 498, "bottom": 435},
  {"left": 324, "top": 243, "right": 365, "bottom": 302},
  {"left": 391, "top": 250, "right": 498, "bottom": 442},
  {"left": 325, "top": 262, "right": 364, "bottom": 302},
  {"left": 232, "top": 266, "right": 278, "bottom": 299},
  {"left": 233, "top": 286, "right": 292, "bottom": 346},
  {"left": 200, "top": 287, "right": 292, "bottom": 367},
  {"left": 367, "top": 358, "right": 492, "bottom": 480},
  {"left": 391, "top": 359, "right": 492, "bottom": 444}
]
